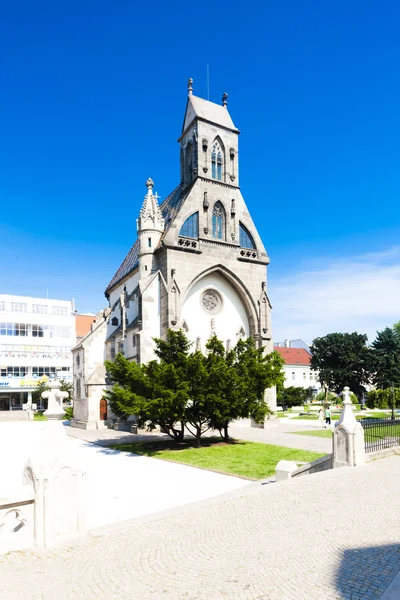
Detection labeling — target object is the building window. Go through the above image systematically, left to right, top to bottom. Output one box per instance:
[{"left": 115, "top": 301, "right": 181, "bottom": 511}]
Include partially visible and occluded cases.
[
  {"left": 211, "top": 140, "right": 223, "bottom": 181},
  {"left": 185, "top": 141, "right": 193, "bottom": 182},
  {"left": 212, "top": 202, "right": 225, "bottom": 240},
  {"left": 179, "top": 212, "right": 199, "bottom": 239},
  {"left": 239, "top": 223, "right": 256, "bottom": 249},
  {"left": 148, "top": 238, "right": 152, "bottom": 248},
  {"left": 0, "top": 302, "right": 5, "bottom": 311},
  {"left": 10, "top": 302, "right": 27, "bottom": 312},
  {"left": 32, "top": 304, "right": 48, "bottom": 314},
  {"left": 52, "top": 306, "right": 68, "bottom": 316},
  {"left": 111, "top": 317, "right": 119, "bottom": 327},
  {"left": 0, "top": 323, "right": 13, "bottom": 336},
  {"left": 14, "top": 323, "right": 28, "bottom": 337},
  {"left": 32, "top": 324, "right": 44, "bottom": 337},
  {"left": 76, "top": 354, "right": 80, "bottom": 367},
  {"left": 2, "top": 366, "right": 27, "bottom": 377},
  {"left": 32, "top": 366, "right": 56, "bottom": 377},
  {"left": 292, "top": 371, "right": 295, "bottom": 380},
  {"left": 303, "top": 372, "right": 306, "bottom": 380}
]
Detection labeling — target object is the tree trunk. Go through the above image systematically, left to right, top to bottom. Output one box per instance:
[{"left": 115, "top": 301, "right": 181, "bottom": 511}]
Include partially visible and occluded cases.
[
  {"left": 223, "top": 423, "right": 229, "bottom": 441},
  {"left": 196, "top": 427, "right": 202, "bottom": 447}
]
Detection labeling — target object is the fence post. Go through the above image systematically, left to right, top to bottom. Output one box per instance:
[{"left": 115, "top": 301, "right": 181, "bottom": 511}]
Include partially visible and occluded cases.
[{"left": 333, "top": 387, "right": 365, "bottom": 468}]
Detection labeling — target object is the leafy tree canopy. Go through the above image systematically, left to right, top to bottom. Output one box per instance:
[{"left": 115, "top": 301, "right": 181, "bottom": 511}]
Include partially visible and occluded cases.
[
  {"left": 370, "top": 327, "right": 400, "bottom": 389},
  {"left": 105, "top": 330, "right": 284, "bottom": 444},
  {"left": 310, "top": 332, "right": 371, "bottom": 398}
]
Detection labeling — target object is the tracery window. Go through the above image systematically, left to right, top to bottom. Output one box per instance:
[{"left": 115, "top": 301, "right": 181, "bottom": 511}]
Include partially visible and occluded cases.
[
  {"left": 211, "top": 140, "right": 223, "bottom": 181},
  {"left": 212, "top": 202, "right": 225, "bottom": 240},
  {"left": 179, "top": 212, "right": 199, "bottom": 239},
  {"left": 239, "top": 222, "right": 256, "bottom": 249}
]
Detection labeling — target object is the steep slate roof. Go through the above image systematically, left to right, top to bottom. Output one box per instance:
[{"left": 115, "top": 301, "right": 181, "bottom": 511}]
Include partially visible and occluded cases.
[
  {"left": 183, "top": 95, "right": 237, "bottom": 133},
  {"left": 105, "top": 184, "right": 190, "bottom": 297},
  {"left": 275, "top": 347, "right": 311, "bottom": 366}
]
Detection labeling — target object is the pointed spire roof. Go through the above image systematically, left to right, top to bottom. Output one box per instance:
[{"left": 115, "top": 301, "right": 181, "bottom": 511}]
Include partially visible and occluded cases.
[
  {"left": 181, "top": 78, "right": 238, "bottom": 134},
  {"left": 138, "top": 178, "right": 165, "bottom": 231}
]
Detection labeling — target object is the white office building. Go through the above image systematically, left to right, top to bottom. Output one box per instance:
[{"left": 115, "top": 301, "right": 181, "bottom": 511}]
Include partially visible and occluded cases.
[{"left": 0, "top": 294, "right": 76, "bottom": 410}]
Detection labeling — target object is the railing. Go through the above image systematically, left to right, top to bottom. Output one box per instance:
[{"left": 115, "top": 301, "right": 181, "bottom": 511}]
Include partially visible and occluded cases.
[{"left": 361, "top": 418, "right": 400, "bottom": 453}]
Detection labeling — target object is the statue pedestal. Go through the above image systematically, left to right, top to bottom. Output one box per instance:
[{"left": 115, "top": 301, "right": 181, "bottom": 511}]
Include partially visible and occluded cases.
[{"left": 333, "top": 387, "right": 365, "bottom": 468}]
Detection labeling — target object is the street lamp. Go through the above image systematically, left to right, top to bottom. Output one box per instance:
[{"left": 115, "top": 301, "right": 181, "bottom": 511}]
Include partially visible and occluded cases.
[
  {"left": 323, "top": 381, "right": 328, "bottom": 405},
  {"left": 391, "top": 382, "right": 395, "bottom": 421}
]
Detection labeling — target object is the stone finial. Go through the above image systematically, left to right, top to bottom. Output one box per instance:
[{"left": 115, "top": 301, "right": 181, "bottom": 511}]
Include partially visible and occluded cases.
[
  {"left": 188, "top": 78, "right": 193, "bottom": 96},
  {"left": 222, "top": 92, "right": 228, "bottom": 107},
  {"left": 146, "top": 177, "right": 154, "bottom": 190},
  {"left": 42, "top": 379, "right": 69, "bottom": 420}
]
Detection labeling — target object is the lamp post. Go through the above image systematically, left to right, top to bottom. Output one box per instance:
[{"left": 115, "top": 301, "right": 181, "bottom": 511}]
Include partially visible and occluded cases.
[
  {"left": 323, "top": 381, "right": 328, "bottom": 405},
  {"left": 391, "top": 382, "right": 395, "bottom": 421}
]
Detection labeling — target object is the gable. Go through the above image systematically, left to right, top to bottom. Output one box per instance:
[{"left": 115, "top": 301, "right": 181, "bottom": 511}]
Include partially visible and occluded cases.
[{"left": 182, "top": 95, "right": 237, "bottom": 134}]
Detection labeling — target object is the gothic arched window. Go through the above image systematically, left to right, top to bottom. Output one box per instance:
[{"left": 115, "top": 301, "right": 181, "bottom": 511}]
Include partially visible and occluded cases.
[
  {"left": 211, "top": 140, "right": 223, "bottom": 181},
  {"left": 185, "top": 142, "right": 193, "bottom": 183},
  {"left": 212, "top": 202, "right": 225, "bottom": 240},
  {"left": 179, "top": 212, "right": 199, "bottom": 238},
  {"left": 239, "top": 223, "right": 256, "bottom": 249}
]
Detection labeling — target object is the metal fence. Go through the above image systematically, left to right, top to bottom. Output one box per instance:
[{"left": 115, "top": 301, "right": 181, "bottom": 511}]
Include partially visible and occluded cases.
[{"left": 361, "top": 418, "right": 400, "bottom": 453}]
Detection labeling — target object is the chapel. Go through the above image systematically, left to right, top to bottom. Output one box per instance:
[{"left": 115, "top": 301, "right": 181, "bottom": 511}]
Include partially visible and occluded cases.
[{"left": 72, "top": 79, "right": 276, "bottom": 429}]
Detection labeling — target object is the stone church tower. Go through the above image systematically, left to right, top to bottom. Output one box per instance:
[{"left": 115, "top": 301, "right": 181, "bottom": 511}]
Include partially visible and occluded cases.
[{"left": 104, "top": 79, "right": 275, "bottom": 409}]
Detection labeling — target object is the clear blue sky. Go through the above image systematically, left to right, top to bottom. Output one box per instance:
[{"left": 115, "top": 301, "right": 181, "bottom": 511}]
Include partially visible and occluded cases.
[{"left": 1, "top": 1, "right": 400, "bottom": 342}]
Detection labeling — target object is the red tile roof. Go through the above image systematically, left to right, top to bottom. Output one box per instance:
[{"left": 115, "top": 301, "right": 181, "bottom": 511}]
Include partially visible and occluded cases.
[
  {"left": 75, "top": 314, "right": 96, "bottom": 338},
  {"left": 274, "top": 347, "right": 311, "bottom": 366}
]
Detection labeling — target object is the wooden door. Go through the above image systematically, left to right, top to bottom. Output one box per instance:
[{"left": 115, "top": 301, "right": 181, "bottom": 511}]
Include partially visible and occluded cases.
[{"left": 99, "top": 398, "right": 107, "bottom": 421}]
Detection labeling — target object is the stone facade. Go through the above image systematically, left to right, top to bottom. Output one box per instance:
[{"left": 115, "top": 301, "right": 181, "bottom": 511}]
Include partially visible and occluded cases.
[
  {"left": 104, "top": 81, "right": 276, "bottom": 411},
  {"left": 71, "top": 310, "right": 110, "bottom": 430}
]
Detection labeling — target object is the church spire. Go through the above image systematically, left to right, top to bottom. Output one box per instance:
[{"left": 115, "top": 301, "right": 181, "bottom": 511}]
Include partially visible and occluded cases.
[
  {"left": 188, "top": 77, "right": 193, "bottom": 96},
  {"left": 138, "top": 177, "right": 164, "bottom": 231},
  {"left": 138, "top": 178, "right": 165, "bottom": 280}
]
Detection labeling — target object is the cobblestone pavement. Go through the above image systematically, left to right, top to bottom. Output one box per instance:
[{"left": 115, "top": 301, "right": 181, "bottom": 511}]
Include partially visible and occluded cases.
[{"left": 1, "top": 456, "right": 400, "bottom": 600}]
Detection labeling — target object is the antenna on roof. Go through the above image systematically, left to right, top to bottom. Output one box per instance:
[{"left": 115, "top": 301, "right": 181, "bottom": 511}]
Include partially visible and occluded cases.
[{"left": 206, "top": 63, "right": 210, "bottom": 100}]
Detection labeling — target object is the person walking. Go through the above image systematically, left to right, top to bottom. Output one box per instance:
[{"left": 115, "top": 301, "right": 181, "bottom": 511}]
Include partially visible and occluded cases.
[
  {"left": 325, "top": 405, "right": 331, "bottom": 428},
  {"left": 318, "top": 408, "right": 324, "bottom": 428}
]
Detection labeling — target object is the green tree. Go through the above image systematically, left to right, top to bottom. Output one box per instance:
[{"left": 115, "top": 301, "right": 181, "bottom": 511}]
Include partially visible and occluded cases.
[
  {"left": 393, "top": 321, "right": 400, "bottom": 337},
  {"left": 370, "top": 327, "right": 400, "bottom": 389},
  {"left": 105, "top": 331, "right": 285, "bottom": 445},
  {"left": 310, "top": 332, "right": 371, "bottom": 398},
  {"left": 233, "top": 339, "right": 284, "bottom": 426},
  {"left": 105, "top": 352, "right": 188, "bottom": 442},
  {"left": 32, "top": 380, "right": 50, "bottom": 406},
  {"left": 277, "top": 386, "right": 313, "bottom": 408}
]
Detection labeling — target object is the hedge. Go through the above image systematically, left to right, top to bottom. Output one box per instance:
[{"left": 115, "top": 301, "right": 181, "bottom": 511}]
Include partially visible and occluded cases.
[{"left": 366, "top": 388, "right": 400, "bottom": 410}]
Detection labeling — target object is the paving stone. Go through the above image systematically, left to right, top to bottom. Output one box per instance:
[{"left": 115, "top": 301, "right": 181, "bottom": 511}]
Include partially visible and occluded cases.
[{"left": 1, "top": 456, "right": 400, "bottom": 599}]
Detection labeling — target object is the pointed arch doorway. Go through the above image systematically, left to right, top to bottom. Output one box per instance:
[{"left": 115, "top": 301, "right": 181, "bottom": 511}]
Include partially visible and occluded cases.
[{"left": 99, "top": 398, "right": 108, "bottom": 421}]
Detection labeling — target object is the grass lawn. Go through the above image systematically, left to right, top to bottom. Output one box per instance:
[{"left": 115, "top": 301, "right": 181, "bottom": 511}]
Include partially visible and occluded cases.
[
  {"left": 33, "top": 412, "right": 47, "bottom": 421},
  {"left": 291, "top": 412, "right": 390, "bottom": 421},
  {"left": 292, "top": 420, "right": 400, "bottom": 441},
  {"left": 291, "top": 429, "right": 332, "bottom": 438},
  {"left": 110, "top": 437, "right": 324, "bottom": 480}
]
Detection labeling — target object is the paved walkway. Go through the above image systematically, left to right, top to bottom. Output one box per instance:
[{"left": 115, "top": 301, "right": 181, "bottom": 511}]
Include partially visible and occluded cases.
[
  {"left": 66, "top": 419, "right": 332, "bottom": 454},
  {"left": 229, "top": 419, "right": 331, "bottom": 453},
  {"left": 0, "top": 422, "right": 248, "bottom": 530},
  {"left": 2, "top": 456, "right": 400, "bottom": 599}
]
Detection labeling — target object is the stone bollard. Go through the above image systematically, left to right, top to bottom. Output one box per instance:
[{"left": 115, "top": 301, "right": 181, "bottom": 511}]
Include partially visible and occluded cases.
[
  {"left": 333, "top": 386, "right": 365, "bottom": 468},
  {"left": 275, "top": 460, "right": 298, "bottom": 482}
]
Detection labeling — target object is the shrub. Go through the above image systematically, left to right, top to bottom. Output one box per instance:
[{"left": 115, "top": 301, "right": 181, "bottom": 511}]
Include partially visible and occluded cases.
[
  {"left": 277, "top": 386, "right": 312, "bottom": 408},
  {"left": 366, "top": 388, "right": 400, "bottom": 409},
  {"left": 63, "top": 406, "right": 73, "bottom": 420}
]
